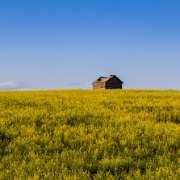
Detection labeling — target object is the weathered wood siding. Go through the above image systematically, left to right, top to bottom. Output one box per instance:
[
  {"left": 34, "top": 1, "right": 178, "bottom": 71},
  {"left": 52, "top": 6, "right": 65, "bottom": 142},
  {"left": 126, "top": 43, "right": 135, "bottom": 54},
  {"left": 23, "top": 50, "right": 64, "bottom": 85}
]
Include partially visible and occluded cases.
[
  {"left": 106, "top": 77, "right": 122, "bottom": 89},
  {"left": 93, "top": 82, "right": 106, "bottom": 89}
]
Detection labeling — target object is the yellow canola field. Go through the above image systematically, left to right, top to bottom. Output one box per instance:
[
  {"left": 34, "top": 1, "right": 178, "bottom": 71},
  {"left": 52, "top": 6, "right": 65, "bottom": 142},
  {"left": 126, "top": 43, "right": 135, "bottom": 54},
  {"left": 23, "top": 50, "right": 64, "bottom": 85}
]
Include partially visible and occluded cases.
[{"left": 0, "top": 90, "right": 179, "bottom": 179}]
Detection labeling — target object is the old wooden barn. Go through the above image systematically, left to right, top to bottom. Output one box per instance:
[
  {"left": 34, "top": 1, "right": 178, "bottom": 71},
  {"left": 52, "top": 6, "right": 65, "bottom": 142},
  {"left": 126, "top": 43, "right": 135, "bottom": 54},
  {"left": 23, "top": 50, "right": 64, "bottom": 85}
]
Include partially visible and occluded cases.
[{"left": 92, "top": 75, "right": 123, "bottom": 89}]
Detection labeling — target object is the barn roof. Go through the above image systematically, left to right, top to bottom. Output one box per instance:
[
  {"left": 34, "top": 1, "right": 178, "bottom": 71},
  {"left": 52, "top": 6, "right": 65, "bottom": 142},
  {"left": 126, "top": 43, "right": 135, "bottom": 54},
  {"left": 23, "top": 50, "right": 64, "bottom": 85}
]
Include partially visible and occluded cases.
[{"left": 93, "top": 75, "right": 123, "bottom": 84}]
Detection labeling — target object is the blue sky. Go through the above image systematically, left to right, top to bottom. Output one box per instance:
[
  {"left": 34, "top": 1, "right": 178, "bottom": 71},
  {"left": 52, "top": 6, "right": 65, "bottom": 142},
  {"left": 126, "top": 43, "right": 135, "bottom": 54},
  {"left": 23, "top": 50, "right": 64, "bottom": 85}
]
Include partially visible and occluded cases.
[{"left": 0, "top": 0, "right": 180, "bottom": 90}]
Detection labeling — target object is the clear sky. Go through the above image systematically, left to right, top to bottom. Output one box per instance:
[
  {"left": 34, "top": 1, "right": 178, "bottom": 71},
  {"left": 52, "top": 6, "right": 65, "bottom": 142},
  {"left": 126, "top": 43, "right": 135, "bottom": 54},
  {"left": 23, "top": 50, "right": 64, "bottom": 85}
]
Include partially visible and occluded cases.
[{"left": 0, "top": 0, "right": 180, "bottom": 90}]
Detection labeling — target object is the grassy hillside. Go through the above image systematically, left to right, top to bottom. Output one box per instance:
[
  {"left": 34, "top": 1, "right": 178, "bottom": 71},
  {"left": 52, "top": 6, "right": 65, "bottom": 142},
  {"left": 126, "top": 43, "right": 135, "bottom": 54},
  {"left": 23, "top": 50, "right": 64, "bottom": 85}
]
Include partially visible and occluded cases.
[{"left": 0, "top": 90, "right": 179, "bottom": 179}]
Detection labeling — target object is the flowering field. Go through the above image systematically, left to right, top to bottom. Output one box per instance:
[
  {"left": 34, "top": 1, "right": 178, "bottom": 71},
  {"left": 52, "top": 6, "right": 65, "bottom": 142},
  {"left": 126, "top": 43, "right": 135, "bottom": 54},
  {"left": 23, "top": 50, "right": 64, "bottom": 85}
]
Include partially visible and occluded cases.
[{"left": 0, "top": 90, "right": 179, "bottom": 179}]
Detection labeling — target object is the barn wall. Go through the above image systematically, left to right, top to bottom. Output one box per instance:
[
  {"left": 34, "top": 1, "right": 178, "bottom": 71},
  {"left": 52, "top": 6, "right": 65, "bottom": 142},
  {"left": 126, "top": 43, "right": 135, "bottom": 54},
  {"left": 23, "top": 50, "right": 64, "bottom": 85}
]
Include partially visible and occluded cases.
[
  {"left": 106, "top": 77, "right": 122, "bottom": 89},
  {"left": 93, "top": 82, "right": 106, "bottom": 89},
  {"left": 105, "top": 83, "right": 122, "bottom": 89}
]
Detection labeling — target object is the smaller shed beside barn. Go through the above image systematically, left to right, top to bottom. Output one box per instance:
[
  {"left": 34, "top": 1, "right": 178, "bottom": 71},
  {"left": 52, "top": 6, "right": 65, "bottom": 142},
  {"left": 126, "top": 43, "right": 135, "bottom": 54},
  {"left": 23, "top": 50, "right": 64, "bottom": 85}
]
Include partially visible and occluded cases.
[{"left": 92, "top": 75, "right": 123, "bottom": 89}]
